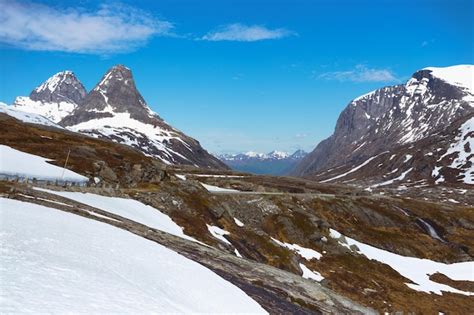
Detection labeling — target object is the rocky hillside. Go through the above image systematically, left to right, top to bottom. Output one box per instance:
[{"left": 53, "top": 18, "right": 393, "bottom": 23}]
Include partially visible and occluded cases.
[
  {"left": 292, "top": 65, "right": 473, "bottom": 187},
  {"left": 12, "top": 71, "right": 86, "bottom": 122},
  {"left": 218, "top": 150, "right": 307, "bottom": 175}
]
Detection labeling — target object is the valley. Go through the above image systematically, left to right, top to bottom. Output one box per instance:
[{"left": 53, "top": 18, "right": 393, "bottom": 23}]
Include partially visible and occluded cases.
[{"left": 0, "top": 63, "right": 472, "bottom": 314}]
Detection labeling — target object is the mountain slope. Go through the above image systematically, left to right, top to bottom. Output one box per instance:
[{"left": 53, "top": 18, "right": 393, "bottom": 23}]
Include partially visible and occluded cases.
[
  {"left": 60, "top": 65, "right": 227, "bottom": 169},
  {"left": 292, "top": 65, "right": 474, "bottom": 186},
  {"left": 12, "top": 71, "right": 86, "bottom": 122}
]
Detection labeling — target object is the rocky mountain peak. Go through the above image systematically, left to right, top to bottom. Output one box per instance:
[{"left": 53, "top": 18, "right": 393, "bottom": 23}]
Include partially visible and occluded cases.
[
  {"left": 61, "top": 64, "right": 158, "bottom": 126},
  {"left": 57, "top": 65, "right": 227, "bottom": 169},
  {"left": 11, "top": 70, "right": 86, "bottom": 122},
  {"left": 30, "top": 71, "right": 86, "bottom": 105}
]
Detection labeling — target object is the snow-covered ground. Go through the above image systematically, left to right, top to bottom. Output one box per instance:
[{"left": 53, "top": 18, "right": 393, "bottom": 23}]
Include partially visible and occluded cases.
[
  {"left": 0, "top": 103, "right": 61, "bottom": 128},
  {"left": 0, "top": 145, "right": 87, "bottom": 183},
  {"left": 34, "top": 188, "right": 199, "bottom": 243},
  {"left": 0, "top": 198, "right": 267, "bottom": 314},
  {"left": 330, "top": 229, "right": 474, "bottom": 296}
]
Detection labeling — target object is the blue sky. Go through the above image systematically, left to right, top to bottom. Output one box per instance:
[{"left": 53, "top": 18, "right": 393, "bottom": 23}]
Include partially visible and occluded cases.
[{"left": 1, "top": 0, "right": 472, "bottom": 154}]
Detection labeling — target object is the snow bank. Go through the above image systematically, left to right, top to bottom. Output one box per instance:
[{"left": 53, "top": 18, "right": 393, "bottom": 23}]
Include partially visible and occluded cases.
[
  {"left": 0, "top": 145, "right": 87, "bottom": 183},
  {"left": 34, "top": 188, "right": 199, "bottom": 243},
  {"left": 0, "top": 198, "right": 266, "bottom": 314},
  {"left": 330, "top": 229, "right": 474, "bottom": 296}
]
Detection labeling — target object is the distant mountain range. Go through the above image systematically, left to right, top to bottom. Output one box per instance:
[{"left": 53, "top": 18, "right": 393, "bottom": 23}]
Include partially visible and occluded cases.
[
  {"left": 9, "top": 65, "right": 227, "bottom": 170},
  {"left": 292, "top": 65, "right": 473, "bottom": 188},
  {"left": 217, "top": 150, "right": 307, "bottom": 175}
]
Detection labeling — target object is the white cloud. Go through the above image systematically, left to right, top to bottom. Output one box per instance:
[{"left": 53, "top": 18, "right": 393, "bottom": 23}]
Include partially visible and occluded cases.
[
  {"left": 0, "top": 1, "right": 173, "bottom": 54},
  {"left": 201, "top": 23, "right": 296, "bottom": 42},
  {"left": 317, "top": 65, "right": 398, "bottom": 83}
]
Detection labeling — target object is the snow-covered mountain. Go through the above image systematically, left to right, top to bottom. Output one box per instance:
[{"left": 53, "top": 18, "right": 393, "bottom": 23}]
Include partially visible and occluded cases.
[
  {"left": 4, "top": 65, "right": 227, "bottom": 169},
  {"left": 60, "top": 65, "right": 226, "bottom": 169},
  {"left": 292, "top": 65, "right": 474, "bottom": 186},
  {"left": 11, "top": 71, "right": 86, "bottom": 122},
  {"left": 218, "top": 149, "right": 307, "bottom": 175},
  {"left": 220, "top": 150, "right": 295, "bottom": 161}
]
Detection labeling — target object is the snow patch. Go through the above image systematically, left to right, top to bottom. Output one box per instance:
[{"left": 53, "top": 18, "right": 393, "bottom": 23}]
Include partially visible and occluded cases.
[
  {"left": 0, "top": 145, "right": 87, "bottom": 183},
  {"left": 200, "top": 183, "right": 240, "bottom": 193},
  {"left": 34, "top": 188, "right": 200, "bottom": 243},
  {"left": 234, "top": 217, "right": 245, "bottom": 227},
  {"left": 207, "top": 225, "right": 231, "bottom": 245},
  {"left": 329, "top": 229, "right": 474, "bottom": 296},
  {"left": 271, "top": 238, "right": 322, "bottom": 260},
  {"left": 299, "top": 263, "right": 324, "bottom": 282}
]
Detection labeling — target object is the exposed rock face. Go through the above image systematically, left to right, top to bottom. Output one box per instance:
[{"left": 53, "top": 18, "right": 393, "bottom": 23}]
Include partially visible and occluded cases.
[
  {"left": 60, "top": 65, "right": 228, "bottom": 169},
  {"left": 61, "top": 65, "right": 154, "bottom": 125},
  {"left": 292, "top": 65, "right": 473, "bottom": 186},
  {"left": 12, "top": 71, "right": 86, "bottom": 122},
  {"left": 29, "top": 71, "right": 87, "bottom": 105}
]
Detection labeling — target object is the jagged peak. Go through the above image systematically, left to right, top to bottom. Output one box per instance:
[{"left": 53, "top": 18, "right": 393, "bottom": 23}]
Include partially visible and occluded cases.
[
  {"left": 62, "top": 64, "right": 159, "bottom": 126},
  {"left": 93, "top": 64, "right": 136, "bottom": 92},
  {"left": 27, "top": 70, "right": 86, "bottom": 106},
  {"left": 33, "top": 70, "right": 79, "bottom": 94}
]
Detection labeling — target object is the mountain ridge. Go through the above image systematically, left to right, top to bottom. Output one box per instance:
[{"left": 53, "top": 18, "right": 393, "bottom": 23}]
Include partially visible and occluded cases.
[
  {"left": 292, "top": 64, "right": 474, "bottom": 187},
  {"left": 7, "top": 65, "right": 227, "bottom": 170},
  {"left": 218, "top": 149, "right": 307, "bottom": 175}
]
